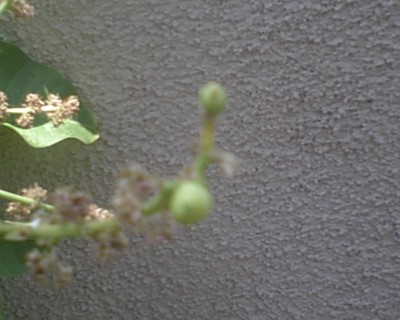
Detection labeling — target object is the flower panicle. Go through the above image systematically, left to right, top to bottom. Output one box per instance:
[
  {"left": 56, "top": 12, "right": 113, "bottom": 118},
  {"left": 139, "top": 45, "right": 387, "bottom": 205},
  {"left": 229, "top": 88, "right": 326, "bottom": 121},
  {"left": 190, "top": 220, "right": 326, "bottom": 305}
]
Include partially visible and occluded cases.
[
  {"left": 0, "top": 0, "right": 35, "bottom": 20},
  {"left": 0, "top": 82, "right": 236, "bottom": 286},
  {"left": 0, "top": 90, "right": 80, "bottom": 128},
  {"left": 2, "top": 186, "right": 122, "bottom": 286}
]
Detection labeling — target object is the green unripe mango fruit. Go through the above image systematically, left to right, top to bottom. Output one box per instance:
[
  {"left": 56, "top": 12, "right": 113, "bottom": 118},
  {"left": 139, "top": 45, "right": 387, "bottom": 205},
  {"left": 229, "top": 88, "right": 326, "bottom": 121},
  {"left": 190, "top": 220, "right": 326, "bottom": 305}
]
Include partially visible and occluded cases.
[
  {"left": 199, "top": 82, "right": 227, "bottom": 116},
  {"left": 170, "top": 181, "right": 212, "bottom": 225}
]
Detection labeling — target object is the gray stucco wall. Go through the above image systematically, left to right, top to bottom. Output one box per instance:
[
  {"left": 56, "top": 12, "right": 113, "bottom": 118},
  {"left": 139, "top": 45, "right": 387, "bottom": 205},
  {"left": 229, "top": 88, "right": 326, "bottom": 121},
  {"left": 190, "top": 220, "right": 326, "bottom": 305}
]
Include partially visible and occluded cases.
[{"left": 1, "top": 0, "right": 399, "bottom": 319}]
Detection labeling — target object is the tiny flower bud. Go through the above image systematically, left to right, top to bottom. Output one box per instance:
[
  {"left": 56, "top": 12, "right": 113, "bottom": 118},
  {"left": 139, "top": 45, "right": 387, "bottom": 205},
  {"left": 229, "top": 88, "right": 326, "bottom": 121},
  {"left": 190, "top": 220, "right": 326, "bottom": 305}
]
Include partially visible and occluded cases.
[
  {"left": 10, "top": 0, "right": 34, "bottom": 20},
  {"left": 199, "top": 82, "right": 227, "bottom": 116},
  {"left": 16, "top": 112, "right": 34, "bottom": 128},
  {"left": 170, "top": 181, "right": 212, "bottom": 225}
]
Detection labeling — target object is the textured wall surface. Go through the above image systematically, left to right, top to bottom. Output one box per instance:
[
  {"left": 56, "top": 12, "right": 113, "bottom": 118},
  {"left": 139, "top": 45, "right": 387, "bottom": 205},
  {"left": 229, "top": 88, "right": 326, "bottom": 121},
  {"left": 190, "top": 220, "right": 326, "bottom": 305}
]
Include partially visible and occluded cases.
[{"left": 1, "top": 0, "right": 400, "bottom": 319}]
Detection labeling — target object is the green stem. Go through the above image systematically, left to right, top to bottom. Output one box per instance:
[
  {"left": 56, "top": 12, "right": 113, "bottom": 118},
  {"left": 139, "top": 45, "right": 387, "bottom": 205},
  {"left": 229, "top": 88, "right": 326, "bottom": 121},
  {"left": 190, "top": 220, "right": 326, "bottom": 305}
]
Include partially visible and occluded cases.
[
  {"left": 6, "top": 105, "right": 58, "bottom": 114},
  {"left": 192, "top": 114, "right": 216, "bottom": 180},
  {"left": 200, "top": 115, "right": 215, "bottom": 153},
  {"left": 193, "top": 154, "right": 211, "bottom": 181},
  {"left": 142, "top": 180, "right": 177, "bottom": 216},
  {"left": 0, "top": 189, "right": 55, "bottom": 212},
  {"left": 0, "top": 217, "right": 119, "bottom": 241}
]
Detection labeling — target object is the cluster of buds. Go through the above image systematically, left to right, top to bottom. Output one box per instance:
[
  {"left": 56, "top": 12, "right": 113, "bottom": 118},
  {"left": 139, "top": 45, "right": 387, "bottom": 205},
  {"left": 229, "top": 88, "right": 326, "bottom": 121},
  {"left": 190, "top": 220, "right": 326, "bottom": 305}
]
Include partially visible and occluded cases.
[
  {"left": 0, "top": 0, "right": 34, "bottom": 20},
  {"left": 0, "top": 91, "right": 80, "bottom": 128},
  {"left": 112, "top": 163, "right": 178, "bottom": 241},
  {"left": 112, "top": 163, "right": 156, "bottom": 225},
  {"left": 5, "top": 183, "right": 47, "bottom": 221},
  {"left": 2, "top": 185, "right": 121, "bottom": 285},
  {"left": 49, "top": 188, "right": 92, "bottom": 222},
  {"left": 86, "top": 204, "right": 114, "bottom": 221},
  {"left": 93, "top": 230, "right": 129, "bottom": 261},
  {"left": 26, "top": 248, "right": 72, "bottom": 288}
]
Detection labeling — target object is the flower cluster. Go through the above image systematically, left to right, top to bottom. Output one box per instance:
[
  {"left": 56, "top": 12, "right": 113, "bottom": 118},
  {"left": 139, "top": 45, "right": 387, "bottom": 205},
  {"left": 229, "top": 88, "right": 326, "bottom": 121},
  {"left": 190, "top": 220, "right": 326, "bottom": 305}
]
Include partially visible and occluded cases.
[
  {"left": 6, "top": 0, "right": 34, "bottom": 20},
  {"left": 0, "top": 91, "right": 80, "bottom": 128},
  {"left": 45, "top": 94, "right": 80, "bottom": 127},
  {"left": 112, "top": 163, "right": 178, "bottom": 241},
  {"left": 112, "top": 163, "right": 156, "bottom": 224},
  {"left": 6, "top": 183, "right": 47, "bottom": 221},
  {"left": 50, "top": 188, "right": 91, "bottom": 222},
  {"left": 86, "top": 204, "right": 114, "bottom": 221},
  {"left": 93, "top": 230, "right": 129, "bottom": 261},
  {"left": 26, "top": 248, "right": 72, "bottom": 288}
]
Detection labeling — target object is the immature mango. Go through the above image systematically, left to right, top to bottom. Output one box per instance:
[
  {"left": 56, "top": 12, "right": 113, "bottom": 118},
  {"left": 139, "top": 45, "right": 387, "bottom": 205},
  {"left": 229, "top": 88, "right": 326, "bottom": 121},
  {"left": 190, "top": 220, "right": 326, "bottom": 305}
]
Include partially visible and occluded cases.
[
  {"left": 199, "top": 82, "right": 227, "bottom": 116},
  {"left": 170, "top": 181, "right": 212, "bottom": 225}
]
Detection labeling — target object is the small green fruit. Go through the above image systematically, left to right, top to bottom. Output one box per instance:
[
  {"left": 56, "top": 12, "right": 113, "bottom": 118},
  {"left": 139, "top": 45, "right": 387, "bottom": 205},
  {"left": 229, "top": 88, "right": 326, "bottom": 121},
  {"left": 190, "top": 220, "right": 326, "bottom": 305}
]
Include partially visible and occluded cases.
[
  {"left": 199, "top": 82, "right": 227, "bottom": 116},
  {"left": 170, "top": 181, "right": 212, "bottom": 225}
]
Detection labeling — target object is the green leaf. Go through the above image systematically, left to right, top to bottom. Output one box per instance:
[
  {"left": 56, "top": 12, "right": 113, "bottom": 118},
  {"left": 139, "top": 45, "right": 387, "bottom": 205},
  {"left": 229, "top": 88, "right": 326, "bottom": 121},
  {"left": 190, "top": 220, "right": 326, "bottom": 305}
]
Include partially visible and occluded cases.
[
  {"left": 0, "top": 0, "right": 9, "bottom": 16},
  {"left": 0, "top": 0, "right": 11, "bottom": 14},
  {"left": 0, "top": 40, "right": 99, "bottom": 148},
  {"left": 2, "top": 119, "right": 97, "bottom": 148},
  {"left": 0, "top": 239, "right": 34, "bottom": 278},
  {"left": 0, "top": 289, "right": 3, "bottom": 320}
]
